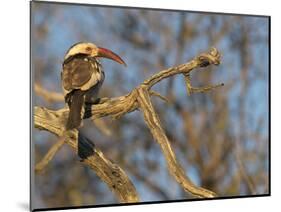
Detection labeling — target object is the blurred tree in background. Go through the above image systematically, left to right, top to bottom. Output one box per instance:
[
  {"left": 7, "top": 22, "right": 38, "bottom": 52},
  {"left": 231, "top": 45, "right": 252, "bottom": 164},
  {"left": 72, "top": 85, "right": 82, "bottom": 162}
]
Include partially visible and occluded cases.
[{"left": 31, "top": 2, "right": 269, "bottom": 208}]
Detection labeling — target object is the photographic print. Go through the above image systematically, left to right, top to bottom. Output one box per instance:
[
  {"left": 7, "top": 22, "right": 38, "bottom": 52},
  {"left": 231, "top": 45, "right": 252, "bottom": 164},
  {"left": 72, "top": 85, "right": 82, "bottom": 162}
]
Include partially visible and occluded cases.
[{"left": 30, "top": 1, "right": 270, "bottom": 211}]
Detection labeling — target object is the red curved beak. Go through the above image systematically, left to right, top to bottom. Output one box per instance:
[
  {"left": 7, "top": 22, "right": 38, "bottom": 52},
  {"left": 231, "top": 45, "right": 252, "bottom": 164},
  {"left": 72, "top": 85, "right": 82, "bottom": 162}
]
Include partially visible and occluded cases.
[{"left": 97, "top": 47, "right": 126, "bottom": 66}]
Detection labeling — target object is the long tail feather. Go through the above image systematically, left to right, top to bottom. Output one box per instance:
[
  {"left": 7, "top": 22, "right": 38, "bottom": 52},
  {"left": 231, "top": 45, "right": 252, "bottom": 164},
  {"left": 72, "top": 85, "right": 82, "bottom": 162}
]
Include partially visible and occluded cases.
[
  {"left": 66, "top": 90, "right": 85, "bottom": 130},
  {"left": 78, "top": 131, "right": 95, "bottom": 161}
]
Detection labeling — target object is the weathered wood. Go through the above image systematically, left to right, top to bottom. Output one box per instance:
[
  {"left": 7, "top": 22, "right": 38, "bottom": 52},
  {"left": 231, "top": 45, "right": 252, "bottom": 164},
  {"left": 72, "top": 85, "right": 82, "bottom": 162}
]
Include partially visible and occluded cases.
[
  {"left": 34, "top": 48, "right": 222, "bottom": 201},
  {"left": 137, "top": 87, "right": 216, "bottom": 198},
  {"left": 34, "top": 107, "right": 139, "bottom": 203}
]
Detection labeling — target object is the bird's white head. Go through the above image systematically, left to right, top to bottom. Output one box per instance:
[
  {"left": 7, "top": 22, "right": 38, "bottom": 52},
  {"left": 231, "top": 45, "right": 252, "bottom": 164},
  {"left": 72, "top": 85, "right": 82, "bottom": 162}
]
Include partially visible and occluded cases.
[{"left": 64, "top": 42, "right": 126, "bottom": 66}]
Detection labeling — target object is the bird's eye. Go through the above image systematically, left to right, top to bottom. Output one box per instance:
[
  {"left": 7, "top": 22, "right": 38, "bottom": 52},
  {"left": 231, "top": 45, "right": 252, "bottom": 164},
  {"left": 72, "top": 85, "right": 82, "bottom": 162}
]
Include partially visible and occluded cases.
[{"left": 86, "top": 47, "right": 92, "bottom": 52}]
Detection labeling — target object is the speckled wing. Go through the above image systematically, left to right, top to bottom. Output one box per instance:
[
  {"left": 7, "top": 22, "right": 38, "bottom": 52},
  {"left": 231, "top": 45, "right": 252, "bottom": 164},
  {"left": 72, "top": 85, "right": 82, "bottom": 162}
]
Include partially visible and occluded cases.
[{"left": 62, "top": 57, "right": 96, "bottom": 93}]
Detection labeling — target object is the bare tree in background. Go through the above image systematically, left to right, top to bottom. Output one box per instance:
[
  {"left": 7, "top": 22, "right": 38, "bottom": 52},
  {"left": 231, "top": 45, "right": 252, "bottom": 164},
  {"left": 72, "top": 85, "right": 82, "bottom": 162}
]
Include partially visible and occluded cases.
[{"left": 32, "top": 2, "right": 269, "bottom": 208}]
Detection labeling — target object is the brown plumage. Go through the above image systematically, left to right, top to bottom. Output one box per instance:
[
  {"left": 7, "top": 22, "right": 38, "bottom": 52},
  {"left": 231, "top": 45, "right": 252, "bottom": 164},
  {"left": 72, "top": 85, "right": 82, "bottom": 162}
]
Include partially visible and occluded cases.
[
  {"left": 61, "top": 42, "right": 126, "bottom": 159},
  {"left": 62, "top": 54, "right": 104, "bottom": 129}
]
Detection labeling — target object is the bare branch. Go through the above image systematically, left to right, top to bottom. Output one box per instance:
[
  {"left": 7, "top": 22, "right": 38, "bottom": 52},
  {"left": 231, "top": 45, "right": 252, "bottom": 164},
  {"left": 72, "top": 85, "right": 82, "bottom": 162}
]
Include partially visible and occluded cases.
[
  {"left": 142, "top": 47, "right": 221, "bottom": 89},
  {"left": 34, "top": 48, "right": 222, "bottom": 201},
  {"left": 184, "top": 73, "right": 224, "bottom": 96},
  {"left": 34, "top": 83, "right": 64, "bottom": 103},
  {"left": 137, "top": 87, "right": 217, "bottom": 198},
  {"left": 149, "top": 90, "right": 170, "bottom": 104},
  {"left": 34, "top": 109, "right": 139, "bottom": 203},
  {"left": 92, "top": 119, "right": 113, "bottom": 136},
  {"left": 35, "top": 137, "right": 65, "bottom": 173},
  {"left": 235, "top": 141, "right": 257, "bottom": 194}
]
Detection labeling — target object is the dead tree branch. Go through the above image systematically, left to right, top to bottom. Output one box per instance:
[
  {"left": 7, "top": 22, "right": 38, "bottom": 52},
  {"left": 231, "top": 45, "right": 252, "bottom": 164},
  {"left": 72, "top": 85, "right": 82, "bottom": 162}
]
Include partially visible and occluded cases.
[
  {"left": 34, "top": 48, "right": 222, "bottom": 201},
  {"left": 34, "top": 83, "right": 64, "bottom": 103},
  {"left": 137, "top": 87, "right": 216, "bottom": 198},
  {"left": 34, "top": 111, "right": 139, "bottom": 202},
  {"left": 35, "top": 137, "right": 65, "bottom": 173}
]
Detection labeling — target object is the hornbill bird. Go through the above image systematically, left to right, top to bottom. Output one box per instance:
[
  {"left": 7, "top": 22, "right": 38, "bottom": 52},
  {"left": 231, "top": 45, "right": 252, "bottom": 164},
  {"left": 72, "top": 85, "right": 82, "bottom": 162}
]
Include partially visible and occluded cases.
[{"left": 61, "top": 42, "right": 126, "bottom": 159}]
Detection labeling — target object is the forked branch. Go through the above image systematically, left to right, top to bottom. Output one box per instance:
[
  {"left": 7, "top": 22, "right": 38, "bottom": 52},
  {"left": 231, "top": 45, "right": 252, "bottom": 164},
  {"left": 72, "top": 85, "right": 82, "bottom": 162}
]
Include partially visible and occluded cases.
[{"left": 34, "top": 48, "right": 222, "bottom": 202}]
